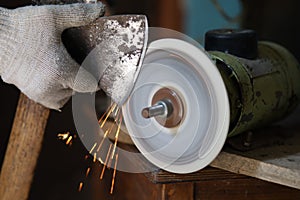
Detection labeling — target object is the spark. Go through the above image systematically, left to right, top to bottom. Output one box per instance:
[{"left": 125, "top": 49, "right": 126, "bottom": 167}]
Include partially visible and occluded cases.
[
  {"left": 56, "top": 103, "right": 124, "bottom": 195},
  {"left": 98, "top": 103, "right": 113, "bottom": 123},
  {"left": 100, "top": 103, "right": 117, "bottom": 128},
  {"left": 72, "top": 104, "right": 124, "bottom": 195},
  {"left": 113, "top": 107, "right": 120, "bottom": 118},
  {"left": 111, "top": 115, "right": 123, "bottom": 160},
  {"left": 96, "top": 121, "right": 116, "bottom": 152},
  {"left": 57, "top": 132, "right": 70, "bottom": 140},
  {"left": 57, "top": 132, "right": 74, "bottom": 146},
  {"left": 66, "top": 136, "right": 73, "bottom": 145},
  {"left": 89, "top": 142, "right": 97, "bottom": 154},
  {"left": 100, "top": 144, "right": 112, "bottom": 180},
  {"left": 110, "top": 152, "right": 119, "bottom": 194},
  {"left": 93, "top": 153, "right": 97, "bottom": 163},
  {"left": 98, "top": 157, "right": 104, "bottom": 165},
  {"left": 86, "top": 167, "right": 91, "bottom": 177},
  {"left": 78, "top": 182, "right": 84, "bottom": 192}
]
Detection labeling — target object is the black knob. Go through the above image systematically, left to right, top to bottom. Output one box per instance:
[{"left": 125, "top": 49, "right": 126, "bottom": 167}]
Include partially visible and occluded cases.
[{"left": 205, "top": 29, "right": 258, "bottom": 59}]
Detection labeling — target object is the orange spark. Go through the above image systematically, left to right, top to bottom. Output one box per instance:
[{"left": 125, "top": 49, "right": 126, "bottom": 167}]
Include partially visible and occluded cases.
[
  {"left": 98, "top": 103, "right": 114, "bottom": 124},
  {"left": 100, "top": 103, "right": 117, "bottom": 128},
  {"left": 113, "top": 107, "right": 120, "bottom": 119},
  {"left": 107, "top": 113, "right": 122, "bottom": 169},
  {"left": 111, "top": 115, "right": 123, "bottom": 160},
  {"left": 97, "top": 121, "right": 115, "bottom": 152},
  {"left": 57, "top": 132, "right": 70, "bottom": 140},
  {"left": 66, "top": 136, "right": 73, "bottom": 145},
  {"left": 89, "top": 142, "right": 97, "bottom": 154},
  {"left": 100, "top": 144, "right": 112, "bottom": 180},
  {"left": 110, "top": 152, "right": 119, "bottom": 194},
  {"left": 93, "top": 153, "right": 97, "bottom": 163},
  {"left": 98, "top": 157, "right": 104, "bottom": 164},
  {"left": 86, "top": 167, "right": 91, "bottom": 177},
  {"left": 78, "top": 182, "right": 84, "bottom": 192}
]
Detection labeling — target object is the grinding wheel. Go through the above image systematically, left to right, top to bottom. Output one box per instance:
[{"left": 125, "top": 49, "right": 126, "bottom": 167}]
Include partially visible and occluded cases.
[{"left": 122, "top": 39, "right": 230, "bottom": 173}]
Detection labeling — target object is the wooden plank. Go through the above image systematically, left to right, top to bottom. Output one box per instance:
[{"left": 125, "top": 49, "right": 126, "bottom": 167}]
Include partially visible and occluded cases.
[
  {"left": 98, "top": 105, "right": 300, "bottom": 194},
  {"left": 211, "top": 106, "right": 300, "bottom": 190},
  {"left": 210, "top": 151, "right": 300, "bottom": 190},
  {"left": 95, "top": 165, "right": 300, "bottom": 200},
  {"left": 146, "top": 167, "right": 245, "bottom": 184},
  {"left": 96, "top": 168, "right": 194, "bottom": 200},
  {"left": 103, "top": 171, "right": 161, "bottom": 200},
  {"left": 195, "top": 177, "right": 300, "bottom": 200},
  {"left": 161, "top": 182, "right": 194, "bottom": 200}
]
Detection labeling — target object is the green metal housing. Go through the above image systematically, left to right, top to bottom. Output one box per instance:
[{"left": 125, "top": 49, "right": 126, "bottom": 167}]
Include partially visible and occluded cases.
[{"left": 210, "top": 42, "right": 300, "bottom": 137}]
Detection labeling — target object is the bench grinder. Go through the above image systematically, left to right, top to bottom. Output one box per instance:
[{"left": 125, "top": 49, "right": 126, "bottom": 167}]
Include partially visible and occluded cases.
[{"left": 122, "top": 29, "right": 300, "bottom": 173}]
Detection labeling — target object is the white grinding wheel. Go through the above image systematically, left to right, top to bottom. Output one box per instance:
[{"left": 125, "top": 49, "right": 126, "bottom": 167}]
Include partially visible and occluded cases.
[{"left": 122, "top": 38, "right": 230, "bottom": 173}]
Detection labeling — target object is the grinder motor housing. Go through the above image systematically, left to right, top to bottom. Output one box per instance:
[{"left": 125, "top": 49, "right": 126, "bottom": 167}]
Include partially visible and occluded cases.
[{"left": 205, "top": 29, "right": 300, "bottom": 137}]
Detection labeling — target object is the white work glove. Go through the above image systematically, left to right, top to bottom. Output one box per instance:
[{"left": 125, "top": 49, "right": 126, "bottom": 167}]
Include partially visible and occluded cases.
[{"left": 0, "top": 3, "right": 105, "bottom": 110}]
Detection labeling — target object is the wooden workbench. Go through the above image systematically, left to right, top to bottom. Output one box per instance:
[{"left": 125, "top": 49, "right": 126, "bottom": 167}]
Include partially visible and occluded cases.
[
  {"left": 212, "top": 105, "right": 300, "bottom": 190},
  {"left": 98, "top": 106, "right": 300, "bottom": 199}
]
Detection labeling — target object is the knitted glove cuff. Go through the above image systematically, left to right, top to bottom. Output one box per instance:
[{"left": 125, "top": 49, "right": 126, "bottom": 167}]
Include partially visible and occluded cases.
[{"left": 0, "top": 8, "right": 19, "bottom": 75}]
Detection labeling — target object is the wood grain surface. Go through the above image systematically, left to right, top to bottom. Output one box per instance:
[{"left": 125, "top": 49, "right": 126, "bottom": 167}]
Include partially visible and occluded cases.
[{"left": 0, "top": 93, "right": 50, "bottom": 200}]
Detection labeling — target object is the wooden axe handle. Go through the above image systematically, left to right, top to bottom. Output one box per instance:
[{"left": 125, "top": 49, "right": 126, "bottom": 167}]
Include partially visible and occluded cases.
[{"left": 0, "top": 93, "right": 50, "bottom": 200}]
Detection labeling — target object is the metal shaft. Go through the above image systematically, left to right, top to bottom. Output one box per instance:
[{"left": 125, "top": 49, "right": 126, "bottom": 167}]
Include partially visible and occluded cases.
[{"left": 142, "top": 102, "right": 167, "bottom": 118}]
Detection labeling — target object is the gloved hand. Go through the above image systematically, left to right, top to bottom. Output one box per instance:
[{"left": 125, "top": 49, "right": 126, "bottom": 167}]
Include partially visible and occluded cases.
[{"left": 0, "top": 3, "right": 105, "bottom": 110}]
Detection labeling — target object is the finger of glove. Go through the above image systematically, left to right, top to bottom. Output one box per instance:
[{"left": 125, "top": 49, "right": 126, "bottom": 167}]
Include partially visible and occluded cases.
[
  {"left": 53, "top": 3, "right": 105, "bottom": 31},
  {"left": 60, "top": 47, "right": 99, "bottom": 93},
  {"left": 70, "top": 66, "right": 99, "bottom": 93},
  {"left": 36, "top": 88, "right": 73, "bottom": 110}
]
